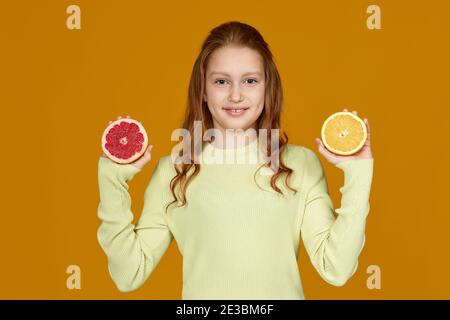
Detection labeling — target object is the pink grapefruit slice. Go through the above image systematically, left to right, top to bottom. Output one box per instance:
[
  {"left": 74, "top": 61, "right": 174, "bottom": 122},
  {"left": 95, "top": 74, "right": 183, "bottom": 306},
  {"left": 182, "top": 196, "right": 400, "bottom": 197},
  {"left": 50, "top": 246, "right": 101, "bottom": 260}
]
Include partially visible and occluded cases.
[{"left": 101, "top": 118, "right": 148, "bottom": 164}]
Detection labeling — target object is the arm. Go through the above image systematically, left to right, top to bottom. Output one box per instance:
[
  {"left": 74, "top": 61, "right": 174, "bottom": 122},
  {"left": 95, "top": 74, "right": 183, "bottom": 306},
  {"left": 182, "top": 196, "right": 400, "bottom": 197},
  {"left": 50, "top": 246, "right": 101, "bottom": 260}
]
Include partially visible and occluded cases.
[
  {"left": 300, "top": 149, "right": 374, "bottom": 286},
  {"left": 96, "top": 156, "right": 174, "bottom": 292}
]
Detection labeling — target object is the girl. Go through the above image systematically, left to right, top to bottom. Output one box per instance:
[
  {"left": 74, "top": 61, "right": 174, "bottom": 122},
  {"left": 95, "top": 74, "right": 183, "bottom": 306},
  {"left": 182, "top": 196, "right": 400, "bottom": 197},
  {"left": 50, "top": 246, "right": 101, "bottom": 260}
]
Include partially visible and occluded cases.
[{"left": 97, "top": 21, "right": 374, "bottom": 300}]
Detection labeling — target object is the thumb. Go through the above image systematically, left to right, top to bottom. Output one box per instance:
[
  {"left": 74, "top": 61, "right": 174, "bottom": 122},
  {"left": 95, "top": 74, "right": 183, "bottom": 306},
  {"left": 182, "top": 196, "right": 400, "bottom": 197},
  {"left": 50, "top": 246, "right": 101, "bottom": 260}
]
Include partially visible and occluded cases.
[
  {"left": 315, "top": 138, "right": 320, "bottom": 147},
  {"left": 315, "top": 138, "right": 324, "bottom": 150},
  {"left": 142, "top": 145, "right": 153, "bottom": 160}
]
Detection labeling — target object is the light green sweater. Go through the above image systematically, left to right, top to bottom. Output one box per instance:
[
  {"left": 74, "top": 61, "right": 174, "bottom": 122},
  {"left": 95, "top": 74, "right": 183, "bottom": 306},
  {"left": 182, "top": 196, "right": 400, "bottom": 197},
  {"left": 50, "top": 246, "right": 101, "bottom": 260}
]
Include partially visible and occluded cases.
[{"left": 97, "top": 138, "right": 374, "bottom": 299}]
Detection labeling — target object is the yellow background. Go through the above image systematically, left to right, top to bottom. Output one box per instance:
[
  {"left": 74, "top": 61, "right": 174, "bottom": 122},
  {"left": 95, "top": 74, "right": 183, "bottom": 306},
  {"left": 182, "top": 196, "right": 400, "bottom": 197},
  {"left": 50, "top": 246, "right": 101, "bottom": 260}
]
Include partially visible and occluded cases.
[{"left": 1, "top": 0, "right": 449, "bottom": 299}]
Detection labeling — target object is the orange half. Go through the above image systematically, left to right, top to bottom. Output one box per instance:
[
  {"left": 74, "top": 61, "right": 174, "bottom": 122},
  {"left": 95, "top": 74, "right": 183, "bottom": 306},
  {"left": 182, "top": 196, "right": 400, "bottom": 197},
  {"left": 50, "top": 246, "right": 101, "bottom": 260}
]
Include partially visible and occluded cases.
[{"left": 321, "top": 111, "right": 367, "bottom": 156}]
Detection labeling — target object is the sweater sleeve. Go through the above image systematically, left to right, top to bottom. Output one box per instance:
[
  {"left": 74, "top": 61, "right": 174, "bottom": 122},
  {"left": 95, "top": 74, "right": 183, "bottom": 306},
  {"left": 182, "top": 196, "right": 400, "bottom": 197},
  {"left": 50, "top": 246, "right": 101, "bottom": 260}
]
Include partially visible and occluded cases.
[
  {"left": 300, "top": 148, "right": 374, "bottom": 286},
  {"left": 96, "top": 156, "right": 174, "bottom": 292}
]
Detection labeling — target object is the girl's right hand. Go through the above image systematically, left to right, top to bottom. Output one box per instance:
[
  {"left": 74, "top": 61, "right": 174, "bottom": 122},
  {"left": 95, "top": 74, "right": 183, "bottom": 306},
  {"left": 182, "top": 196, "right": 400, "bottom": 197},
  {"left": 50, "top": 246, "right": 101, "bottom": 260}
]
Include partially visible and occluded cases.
[{"left": 101, "top": 115, "right": 153, "bottom": 171}]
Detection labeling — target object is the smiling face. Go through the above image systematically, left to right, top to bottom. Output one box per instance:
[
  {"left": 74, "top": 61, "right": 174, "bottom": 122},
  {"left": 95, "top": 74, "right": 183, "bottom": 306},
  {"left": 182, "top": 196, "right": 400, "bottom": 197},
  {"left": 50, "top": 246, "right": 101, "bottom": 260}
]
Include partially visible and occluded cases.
[{"left": 203, "top": 46, "right": 266, "bottom": 138}]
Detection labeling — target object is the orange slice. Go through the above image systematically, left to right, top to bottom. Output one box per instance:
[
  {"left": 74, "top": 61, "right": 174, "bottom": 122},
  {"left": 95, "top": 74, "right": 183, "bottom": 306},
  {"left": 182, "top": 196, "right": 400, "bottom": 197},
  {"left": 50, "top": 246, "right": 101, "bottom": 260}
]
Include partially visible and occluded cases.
[{"left": 321, "top": 111, "right": 367, "bottom": 156}]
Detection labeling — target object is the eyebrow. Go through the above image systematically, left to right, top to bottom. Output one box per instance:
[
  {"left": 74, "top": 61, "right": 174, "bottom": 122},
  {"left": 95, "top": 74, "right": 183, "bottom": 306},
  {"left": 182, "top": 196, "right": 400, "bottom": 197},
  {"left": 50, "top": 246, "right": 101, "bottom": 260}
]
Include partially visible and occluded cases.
[{"left": 208, "top": 71, "right": 263, "bottom": 77}]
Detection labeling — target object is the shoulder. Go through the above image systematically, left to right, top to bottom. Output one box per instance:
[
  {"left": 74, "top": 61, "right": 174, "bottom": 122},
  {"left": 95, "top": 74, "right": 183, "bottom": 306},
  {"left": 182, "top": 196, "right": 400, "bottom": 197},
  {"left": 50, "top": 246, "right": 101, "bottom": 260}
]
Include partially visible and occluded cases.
[
  {"left": 285, "top": 142, "right": 320, "bottom": 160},
  {"left": 282, "top": 143, "right": 318, "bottom": 167},
  {"left": 283, "top": 143, "right": 324, "bottom": 179},
  {"left": 143, "top": 154, "right": 176, "bottom": 197},
  {"left": 154, "top": 154, "right": 177, "bottom": 178},
  {"left": 157, "top": 154, "right": 174, "bottom": 168}
]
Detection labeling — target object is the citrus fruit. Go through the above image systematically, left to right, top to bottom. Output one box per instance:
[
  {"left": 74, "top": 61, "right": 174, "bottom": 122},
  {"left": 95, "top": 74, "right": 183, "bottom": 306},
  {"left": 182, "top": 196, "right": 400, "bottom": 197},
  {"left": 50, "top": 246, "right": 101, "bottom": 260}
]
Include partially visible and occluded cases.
[
  {"left": 321, "top": 111, "right": 367, "bottom": 156},
  {"left": 101, "top": 118, "right": 148, "bottom": 164}
]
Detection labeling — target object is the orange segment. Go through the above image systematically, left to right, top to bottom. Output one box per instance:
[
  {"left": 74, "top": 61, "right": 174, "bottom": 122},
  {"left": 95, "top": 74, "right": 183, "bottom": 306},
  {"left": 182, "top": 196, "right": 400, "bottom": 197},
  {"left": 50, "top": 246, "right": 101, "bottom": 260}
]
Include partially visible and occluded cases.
[{"left": 321, "top": 111, "right": 367, "bottom": 156}]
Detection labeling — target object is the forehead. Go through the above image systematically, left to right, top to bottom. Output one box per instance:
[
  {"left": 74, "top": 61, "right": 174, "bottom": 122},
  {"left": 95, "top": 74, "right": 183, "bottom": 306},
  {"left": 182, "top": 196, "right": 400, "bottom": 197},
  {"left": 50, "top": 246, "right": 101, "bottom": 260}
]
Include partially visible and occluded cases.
[{"left": 206, "top": 46, "right": 264, "bottom": 77}]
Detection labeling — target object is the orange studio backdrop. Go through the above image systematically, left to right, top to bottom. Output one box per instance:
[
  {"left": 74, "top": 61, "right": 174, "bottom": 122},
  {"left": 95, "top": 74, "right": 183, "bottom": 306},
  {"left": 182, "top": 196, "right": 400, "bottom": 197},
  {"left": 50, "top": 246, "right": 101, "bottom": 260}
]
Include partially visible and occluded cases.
[{"left": 0, "top": 0, "right": 449, "bottom": 299}]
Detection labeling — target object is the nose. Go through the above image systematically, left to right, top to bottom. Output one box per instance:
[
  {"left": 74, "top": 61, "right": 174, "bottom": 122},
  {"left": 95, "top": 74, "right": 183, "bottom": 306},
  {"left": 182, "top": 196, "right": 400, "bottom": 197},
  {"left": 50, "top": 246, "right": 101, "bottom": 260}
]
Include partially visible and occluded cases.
[{"left": 229, "top": 83, "right": 244, "bottom": 103}]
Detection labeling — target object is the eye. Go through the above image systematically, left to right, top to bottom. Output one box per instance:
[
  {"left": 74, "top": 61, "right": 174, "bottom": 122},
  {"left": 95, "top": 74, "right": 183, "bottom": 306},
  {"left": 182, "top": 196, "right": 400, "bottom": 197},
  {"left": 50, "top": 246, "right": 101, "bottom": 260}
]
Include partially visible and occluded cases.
[
  {"left": 214, "top": 79, "right": 228, "bottom": 85},
  {"left": 244, "top": 79, "right": 258, "bottom": 85}
]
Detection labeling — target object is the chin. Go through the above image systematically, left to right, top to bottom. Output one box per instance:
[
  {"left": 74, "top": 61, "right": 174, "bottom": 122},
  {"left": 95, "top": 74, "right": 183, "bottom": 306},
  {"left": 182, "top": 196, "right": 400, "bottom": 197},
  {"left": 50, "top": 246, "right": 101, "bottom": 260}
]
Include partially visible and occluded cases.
[{"left": 223, "top": 121, "right": 252, "bottom": 131}]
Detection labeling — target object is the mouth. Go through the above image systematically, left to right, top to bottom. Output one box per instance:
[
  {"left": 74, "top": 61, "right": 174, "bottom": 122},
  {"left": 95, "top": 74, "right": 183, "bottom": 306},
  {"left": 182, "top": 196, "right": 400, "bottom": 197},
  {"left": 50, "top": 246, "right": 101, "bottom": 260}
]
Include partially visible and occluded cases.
[{"left": 222, "top": 106, "right": 250, "bottom": 116}]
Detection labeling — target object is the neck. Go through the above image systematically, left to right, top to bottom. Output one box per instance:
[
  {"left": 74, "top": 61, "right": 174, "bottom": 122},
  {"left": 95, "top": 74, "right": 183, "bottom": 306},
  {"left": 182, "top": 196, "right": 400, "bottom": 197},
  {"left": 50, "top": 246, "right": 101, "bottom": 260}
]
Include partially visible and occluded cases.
[{"left": 210, "top": 129, "right": 258, "bottom": 150}]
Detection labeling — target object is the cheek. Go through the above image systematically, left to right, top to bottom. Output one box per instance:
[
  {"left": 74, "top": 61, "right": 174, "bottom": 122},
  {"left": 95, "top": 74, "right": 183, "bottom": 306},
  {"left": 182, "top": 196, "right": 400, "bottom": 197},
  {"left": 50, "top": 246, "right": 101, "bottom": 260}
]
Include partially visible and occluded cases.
[
  {"left": 250, "top": 86, "right": 265, "bottom": 107},
  {"left": 206, "top": 88, "right": 227, "bottom": 106}
]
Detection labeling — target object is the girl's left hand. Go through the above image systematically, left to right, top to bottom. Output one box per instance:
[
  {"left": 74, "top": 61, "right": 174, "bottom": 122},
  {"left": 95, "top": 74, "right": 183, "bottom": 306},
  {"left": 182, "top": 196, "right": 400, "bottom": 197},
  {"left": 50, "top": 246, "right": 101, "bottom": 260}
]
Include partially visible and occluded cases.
[{"left": 315, "top": 108, "right": 373, "bottom": 165}]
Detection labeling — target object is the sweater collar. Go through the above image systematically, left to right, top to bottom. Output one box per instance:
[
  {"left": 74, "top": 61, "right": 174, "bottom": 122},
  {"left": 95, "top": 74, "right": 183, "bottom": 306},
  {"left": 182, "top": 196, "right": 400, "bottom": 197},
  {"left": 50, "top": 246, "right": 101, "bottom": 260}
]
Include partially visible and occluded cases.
[{"left": 201, "top": 136, "right": 263, "bottom": 165}]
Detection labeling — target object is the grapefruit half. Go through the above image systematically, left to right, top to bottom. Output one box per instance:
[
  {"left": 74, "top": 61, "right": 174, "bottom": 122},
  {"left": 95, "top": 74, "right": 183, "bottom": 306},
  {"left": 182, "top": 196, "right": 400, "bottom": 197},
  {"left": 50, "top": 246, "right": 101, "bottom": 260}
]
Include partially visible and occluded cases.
[
  {"left": 321, "top": 111, "right": 367, "bottom": 156},
  {"left": 101, "top": 118, "right": 148, "bottom": 164}
]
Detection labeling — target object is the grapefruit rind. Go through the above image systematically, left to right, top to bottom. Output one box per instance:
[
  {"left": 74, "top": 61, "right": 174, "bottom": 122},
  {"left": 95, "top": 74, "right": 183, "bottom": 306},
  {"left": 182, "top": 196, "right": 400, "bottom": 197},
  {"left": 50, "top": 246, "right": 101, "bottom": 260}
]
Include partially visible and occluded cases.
[
  {"left": 320, "top": 111, "right": 367, "bottom": 156},
  {"left": 101, "top": 118, "right": 148, "bottom": 164}
]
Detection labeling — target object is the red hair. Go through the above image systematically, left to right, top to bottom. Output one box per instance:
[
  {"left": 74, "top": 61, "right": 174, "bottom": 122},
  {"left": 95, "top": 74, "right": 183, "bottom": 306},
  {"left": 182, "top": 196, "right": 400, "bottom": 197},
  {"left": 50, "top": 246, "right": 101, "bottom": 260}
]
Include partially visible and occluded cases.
[{"left": 166, "top": 21, "right": 297, "bottom": 213}]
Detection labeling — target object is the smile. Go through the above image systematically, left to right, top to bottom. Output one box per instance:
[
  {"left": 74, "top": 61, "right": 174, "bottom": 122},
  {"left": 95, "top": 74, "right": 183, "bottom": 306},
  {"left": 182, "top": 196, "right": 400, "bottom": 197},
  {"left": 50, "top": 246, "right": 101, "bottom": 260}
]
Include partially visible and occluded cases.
[{"left": 222, "top": 107, "right": 249, "bottom": 116}]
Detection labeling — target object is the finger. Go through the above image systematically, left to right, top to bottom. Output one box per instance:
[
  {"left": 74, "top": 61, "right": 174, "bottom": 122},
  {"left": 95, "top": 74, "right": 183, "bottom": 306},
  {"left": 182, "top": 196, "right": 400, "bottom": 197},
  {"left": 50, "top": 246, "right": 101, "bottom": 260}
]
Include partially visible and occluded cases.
[
  {"left": 343, "top": 108, "right": 348, "bottom": 112},
  {"left": 352, "top": 110, "right": 358, "bottom": 115},
  {"left": 117, "top": 115, "right": 122, "bottom": 120},
  {"left": 126, "top": 115, "right": 131, "bottom": 118},
  {"left": 364, "top": 118, "right": 371, "bottom": 133},
  {"left": 364, "top": 118, "right": 371, "bottom": 141},
  {"left": 108, "top": 120, "right": 112, "bottom": 124},
  {"left": 315, "top": 137, "right": 322, "bottom": 148},
  {"left": 316, "top": 138, "right": 327, "bottom": 153},
  {"left": 316, "top": 138, "right": 324, "bottom": 148},
  {"left": 319, "top": 139, "right": 325, "bottom": 149},
  {"left": 316, "top": 140, "right": 324, "bottom": 153},
  {"left": 317, "top": 141, "right": 336, "bottom": 160},
  {"left": 142, "top": 145, "right": 152, "bottom": 157},
  {"left": 140, "top": 146, "right": 153, "bottom": 163}
]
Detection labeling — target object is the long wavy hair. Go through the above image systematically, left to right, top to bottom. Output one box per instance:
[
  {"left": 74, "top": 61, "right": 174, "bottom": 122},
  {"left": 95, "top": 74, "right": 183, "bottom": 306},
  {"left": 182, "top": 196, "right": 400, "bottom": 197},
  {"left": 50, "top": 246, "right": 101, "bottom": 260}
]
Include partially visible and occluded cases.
[{"left": 165, "top": 21, "right": 297, "bottom": 213}]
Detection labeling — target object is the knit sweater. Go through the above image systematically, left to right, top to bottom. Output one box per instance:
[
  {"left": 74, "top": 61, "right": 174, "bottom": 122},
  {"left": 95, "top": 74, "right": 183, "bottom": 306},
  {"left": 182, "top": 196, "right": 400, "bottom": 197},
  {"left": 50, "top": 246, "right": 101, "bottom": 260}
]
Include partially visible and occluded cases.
[{"left": 97, "top": 137, "right": 374, "bottom": 299}]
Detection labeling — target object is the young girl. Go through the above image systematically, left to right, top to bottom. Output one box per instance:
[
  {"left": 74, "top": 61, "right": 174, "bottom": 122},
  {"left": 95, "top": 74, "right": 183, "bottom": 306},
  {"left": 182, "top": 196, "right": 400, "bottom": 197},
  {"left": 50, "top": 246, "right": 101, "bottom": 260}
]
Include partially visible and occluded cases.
[{"left": 97, "top": 21, "right": 374, "bottom": 300}]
